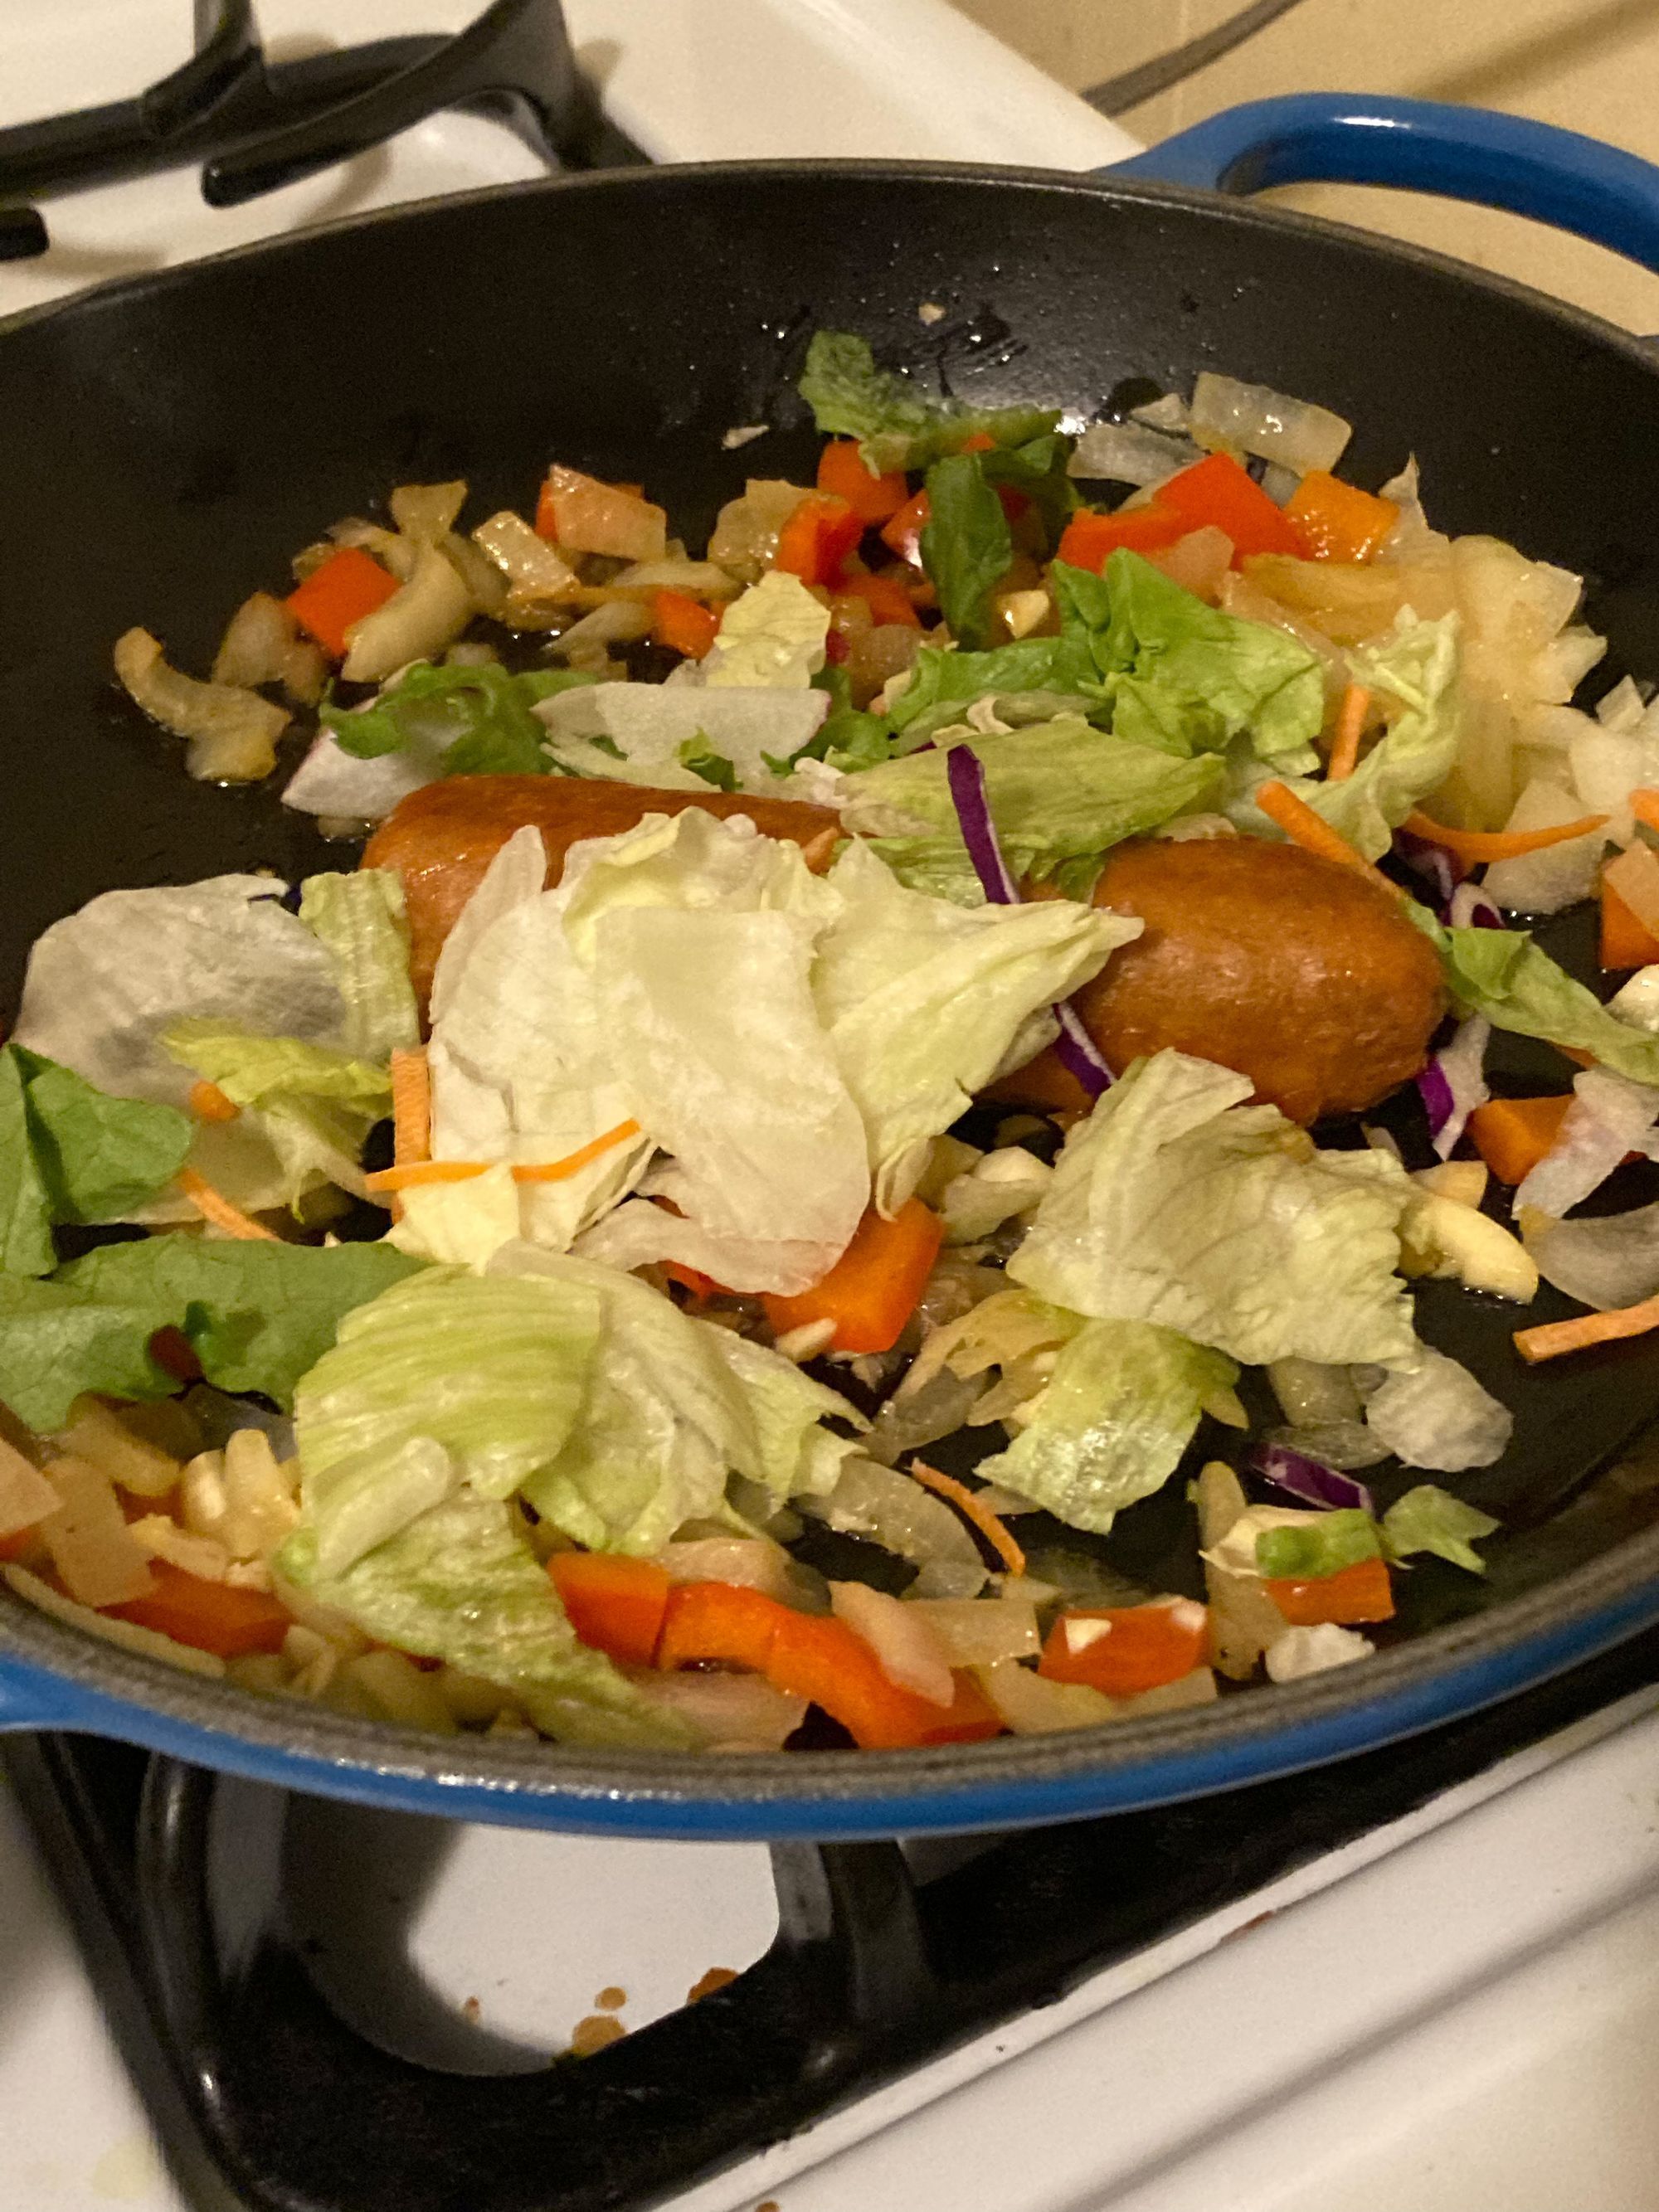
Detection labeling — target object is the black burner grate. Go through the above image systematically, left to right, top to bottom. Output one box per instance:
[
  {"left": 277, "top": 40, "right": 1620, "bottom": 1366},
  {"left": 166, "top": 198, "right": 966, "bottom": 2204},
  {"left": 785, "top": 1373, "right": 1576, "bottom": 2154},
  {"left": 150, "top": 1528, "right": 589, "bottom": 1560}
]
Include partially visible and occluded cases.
[
  {"left": 0, "top": 0, "right": 605, "bottom": 265},
  {"left": 7, "top": 1624, "right": 1659, "bottom": 2212}
]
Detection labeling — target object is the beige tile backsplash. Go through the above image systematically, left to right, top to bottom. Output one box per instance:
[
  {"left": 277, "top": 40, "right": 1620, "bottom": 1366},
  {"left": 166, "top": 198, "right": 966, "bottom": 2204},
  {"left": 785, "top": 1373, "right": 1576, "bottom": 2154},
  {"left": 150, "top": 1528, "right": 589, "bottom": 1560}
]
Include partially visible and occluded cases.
[{"left": 951, "top": 0, "right": 1659, "bottom": 333}]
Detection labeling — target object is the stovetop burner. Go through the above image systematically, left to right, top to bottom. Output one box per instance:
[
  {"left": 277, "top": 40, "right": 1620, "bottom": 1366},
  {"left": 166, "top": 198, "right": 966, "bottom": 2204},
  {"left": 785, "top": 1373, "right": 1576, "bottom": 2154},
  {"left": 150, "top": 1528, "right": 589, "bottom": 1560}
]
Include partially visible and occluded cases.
[
  {"left": 0, "top": 0, "right": 600, "bottom": 265},
  {"left": 7, "top": 1622, "right": 1659, "bottom": 2212}
]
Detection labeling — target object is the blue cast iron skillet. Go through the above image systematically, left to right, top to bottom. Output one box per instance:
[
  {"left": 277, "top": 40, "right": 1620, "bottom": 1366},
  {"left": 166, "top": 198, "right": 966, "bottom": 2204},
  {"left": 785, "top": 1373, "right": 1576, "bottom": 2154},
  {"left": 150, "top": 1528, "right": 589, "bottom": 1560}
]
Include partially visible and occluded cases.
[{"left": 6, "top": 96, "right": 1659, "bottom": 1840}]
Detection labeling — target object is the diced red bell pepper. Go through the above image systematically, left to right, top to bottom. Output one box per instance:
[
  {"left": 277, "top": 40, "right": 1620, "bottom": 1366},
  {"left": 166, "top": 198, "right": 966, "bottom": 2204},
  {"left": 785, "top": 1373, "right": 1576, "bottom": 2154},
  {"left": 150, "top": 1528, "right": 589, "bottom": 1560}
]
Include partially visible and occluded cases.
[
  {"left": 1155, "top": 451, "right": 1303, "bottom": 559},
  {"left": 880, "top": 489, "right": 932, "bottom": 566},
  {"left": 774, "top": 495, "right": 864, "bottom": 588},
  {"left": 1055, "top": 503, "right": 1185, "bottom": 571},
  {"left": 285, "top": 547, "right": 401, "bottom": 659},
  {"left": 831, "top": 571, "right": 922, "bottom": 628},
  {"left": 650, "top": 589, "right": 721, "bottom": 659},
  {"left": 762, "top": 1199, "right": 944, "bottom": 1355},
  {"left": 1264, "top": 1554, "right": 1395, "bottom": 1626},
  {"left": 105, "top": 1562, "right": 292, "bottom": 1659}
]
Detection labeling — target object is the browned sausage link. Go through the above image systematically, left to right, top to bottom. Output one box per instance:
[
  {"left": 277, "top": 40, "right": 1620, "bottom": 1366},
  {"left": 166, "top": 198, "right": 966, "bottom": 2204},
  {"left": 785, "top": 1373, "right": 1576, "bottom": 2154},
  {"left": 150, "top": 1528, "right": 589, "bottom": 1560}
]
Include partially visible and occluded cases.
[
  {"left": 362, "top": 774, "right": 843, "bottom": 1008},
  {"left": 996, "top": 836, "right": 1445, "bottom": 1126}
]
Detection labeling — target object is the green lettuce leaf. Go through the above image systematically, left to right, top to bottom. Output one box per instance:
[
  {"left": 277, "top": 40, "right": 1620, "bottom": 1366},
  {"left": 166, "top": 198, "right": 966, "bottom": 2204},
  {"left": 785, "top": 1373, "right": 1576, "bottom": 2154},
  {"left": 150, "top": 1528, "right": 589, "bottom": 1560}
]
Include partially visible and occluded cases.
[
  {"left": 797, "top": 329, "right": 1061, "bottom": 475},
  {"left": 978, "top": 432, "right": 1080, "bottom": 549},
  {"left": 919, "top": 451, "right": 1012, "bottom": 650},
  {"left": 1057, "top": 552, "right": 1325, "bottom": 766},
  {"left": 702, "top": 571, "right": 830, "bottom": 689},
  {"left": 1238, "top": 616, "right": 1462, "bottom": 860},
  {"left": 887, "top": 639, "right": 1098, "bottom": 735},
  {"left": 322, "top": 661, "right": 595, "bottom": 775},
  {"left": 786, "top": 664, "right": 893, "bottom": 774},
  {"left": 842, "top": 718, "right": 1226, "bottom": 905},
  {"left": 678, "top": 736, "right": 740, "bottom": 791},
  {"left": 814, "top": 839, "right": 1136, "bottom": 1209},
  {"left": 298, "top": 870, "right": 420, "bottom": 1063},
  {"left": 1412, "top": 910, "right": 1659, "bottom": 1086},
  {"left": 160, "top": 1019, "right": 392, "bottom": 1203},
  {"left": 0, "top": 1046, "right": 193, "bottom": 1276},
  {"left": 1007, "top": 1048, "right": 1418, "bottom": 1367},
  {"left": 0, "top": 1236, "right": 422, "bottom": 1432},
  {"left": 496, "top": 1245, "right": 860, "bottom": 1553},
  {"left": 294, "top": 1266, "right": 603, "bottom": 1575},
  {"left": 980, "top": 1317, "right": 1240, "bottom": 1536},
  {"left": 1382, "top": 1483, "right": 1501, "bottom": 1573},
  {"left": 277, "top": 1494, "right": 693, "bottom": 1747},
  {"left": 1255, "top": 1509, "right": 1383, "bottom": 1579}
]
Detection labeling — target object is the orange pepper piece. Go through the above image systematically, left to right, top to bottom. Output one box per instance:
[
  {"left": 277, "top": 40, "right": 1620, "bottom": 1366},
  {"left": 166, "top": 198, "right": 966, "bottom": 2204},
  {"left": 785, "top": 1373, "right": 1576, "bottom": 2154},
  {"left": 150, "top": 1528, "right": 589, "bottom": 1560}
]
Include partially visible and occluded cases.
[
  {"left": 816, "top": 440, "right": 909, "bottom": 523},
  {"left": 1283, "top": 470, "right": 1399, "bottom": 563},
  {"left": 879, "top": 488, "right": 932, "bottom": 566},
  {"left": 774, "top": 495, "right": 864, "bottom": 588},
  {"left": 1055, "top": 503, "right": 1185, "bottom": 572},
  {"left": 285, "top": 546, "right": 401, "bottom": 659},
  {"left": 831, "top": 571, "right": 922, "bottom": 628},
  {"left": 650, "top": 589, "right": 721, "bottom": 659},
  {"left": 1601, "top": 873, "right": 1659, "bottom": 970},
  {"left": 1466, "top": 1095, "right": 1572, "bottom": 1187},
  {"left": 762, "top": 1199, "right": 944, "bottom": 1355},
  {"left": 548, "top": 1552, "right": 673, "bottom": 1668},
  {"left": 1264, "top": 1554, "right": 1395, "bottom": 1626},
  {"left": 105, "top": 1561, "right": 292, "bottom": 1658},
  {"left": 1038, "top": 1602, "right": 1209, "bottom": 1696}
]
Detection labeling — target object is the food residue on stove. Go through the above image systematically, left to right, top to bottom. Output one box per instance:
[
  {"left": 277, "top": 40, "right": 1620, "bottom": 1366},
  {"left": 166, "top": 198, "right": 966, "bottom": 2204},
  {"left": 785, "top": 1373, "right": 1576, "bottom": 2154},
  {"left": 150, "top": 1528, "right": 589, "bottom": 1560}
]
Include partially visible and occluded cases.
[
  {"left": 687, "top": 1966, "right": 740, "bottom": 2004},
  {"left": 594, "top": 1985, "right": 627, "bottom": 2011},
  {"left": 569, "top": 2015, "right": 628, "bottom": 2057}
]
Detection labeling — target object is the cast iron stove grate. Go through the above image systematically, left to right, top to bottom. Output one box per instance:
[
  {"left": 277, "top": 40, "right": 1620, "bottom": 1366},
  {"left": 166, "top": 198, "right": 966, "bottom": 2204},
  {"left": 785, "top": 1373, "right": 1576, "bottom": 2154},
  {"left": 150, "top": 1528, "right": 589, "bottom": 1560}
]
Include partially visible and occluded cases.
[
  {"left": 0, "top": 0, "right": 606, "bottom": 265},
  {"left": 7, "top": 1625, "right": 1659, "bottom": 2212}
]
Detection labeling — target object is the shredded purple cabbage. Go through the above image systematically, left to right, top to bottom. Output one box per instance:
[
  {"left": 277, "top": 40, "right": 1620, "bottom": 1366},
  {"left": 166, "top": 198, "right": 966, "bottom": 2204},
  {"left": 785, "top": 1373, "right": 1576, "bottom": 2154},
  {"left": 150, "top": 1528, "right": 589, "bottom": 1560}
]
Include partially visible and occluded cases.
[
  {"left": 944, "top": 742, "right": 1115, "bottom": 1097},
  {"left": 1394, "top": 826, "right": 1458, "bottom": 907},
  {"left": 1448, "top": 881, "right": 1505, "bottom": 930},
  {"left": 1415, "top": 1056, "right": 1455, "bottom": 1139},
  {"left": 1252, "top": 1441, "right": 1375, "bottom": 1515}
]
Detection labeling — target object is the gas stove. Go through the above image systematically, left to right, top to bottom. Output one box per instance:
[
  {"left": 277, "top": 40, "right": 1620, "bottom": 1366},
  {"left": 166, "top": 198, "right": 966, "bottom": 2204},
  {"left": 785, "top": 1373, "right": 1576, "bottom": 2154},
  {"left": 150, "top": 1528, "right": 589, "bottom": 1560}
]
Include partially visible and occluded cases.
[{"left": 5, "top": 11, "right": 1659, "bottom": 2211}]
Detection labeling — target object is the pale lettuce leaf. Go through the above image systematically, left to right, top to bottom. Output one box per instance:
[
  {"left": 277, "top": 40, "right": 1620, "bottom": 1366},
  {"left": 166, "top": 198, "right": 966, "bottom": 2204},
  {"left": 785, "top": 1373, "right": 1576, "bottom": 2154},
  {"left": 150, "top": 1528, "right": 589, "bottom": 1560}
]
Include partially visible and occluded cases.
[
  {"left": 702, "top": 571, "right": 830, "bottom": 689},
  {"left": 813, "top": 840, "right": 1136, "bottom": 1211},
  {"left": 299, "top": 868, "right": 420, "bottom": 1062},
  {"left": 1007, "top": 1048, "right": 1417, "bottom": 1366},
  {"left": 979, "top": 1317, "right": 1240, "bottom": 1535},
  {"left": 1381, "top": 1483, "right": 1501, "bottom": 1573}
]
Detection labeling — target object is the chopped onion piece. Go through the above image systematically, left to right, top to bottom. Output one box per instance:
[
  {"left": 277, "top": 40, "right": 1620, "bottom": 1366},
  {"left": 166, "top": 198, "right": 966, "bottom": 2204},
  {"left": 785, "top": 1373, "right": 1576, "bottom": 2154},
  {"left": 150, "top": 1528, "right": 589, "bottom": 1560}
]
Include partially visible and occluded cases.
[
  {"left": 1190, "top": 372, "right": 1350, "bottom": 473},
  {"left": 1130, "top": 392, "right": 1190, "bottom": 434},
  {"left": 1068, "top": 419, "right": 1201, "bottom": 486},
  {"left": 540, "top": 464, "right": 667, "bottom": 562},
  {"left": 708, "top": 479, "right": 815, "bottom": 583},
  {"left": 389, "top": 480, "right": 466, "bottom": 542},
  {"left": 471, "top": 509, "right": 581, "bottom": 625},
  {"left": 340, "top": 542, "right": 473, "bottom": 683},
  {"left": 212, "top": 591, "right": 298, "bottom": 689},
  {"left": 547, "top": 597, "right": 653, "bottom": 664},
  {"left": 114, "top": 628, "right": 289, "bottom": 782},
  {"left": 1483, "top": 779, "right": 1611, "bottom": 913},
  {"left": 1604, "top": 840, "right": 1659, "bottom": 938},
  {"left": 1610, "top": 965, "right": 1659, "bottom": 1034},
  {"left": 1516, "top": 1067, "right": 1659, "bottom": 1216},
  {"left": 1522, "top": 1198, "right": 1659, "bottom": 1311},
  {"left": 1362, "top": 1349, "right": 1512, "bottom": 1472},
  {"left": 1266, "top": 1358, "right": 1364, "bottom": 1428},
  {"left": 1266, "top": 1421, "right": 1392, "bottom": 1471},
  {"left": 1251, "top": 1441, "right": 1374, "bottom": 1514},
  {"left": 0, "top": 1445, "right": 58, "bottom": 1541},
  {"left": 36, "top": 1454, "right": 155, "bottom": 1607},
  {"left": 800, "top": 1458, "right": 986, "bottom": 1597},
  {"left": 654, "top": 1536, "right": 797, "bottom": 1601},
  {"left": 830, "top": 1580, "right": 956, "bottom": 1705},
  {"left": 906, "top": 1597, "right": 1039, "bottom": 1666},
  {"left": 1265, "top": 1623, "right": 1374, "bottom": 1682},
  {"left": 975, "top": 1660, "right": 1115, "bottom": 1734},
  {"left": 636, "top": 1668, "right": 806, "bottom": 1750}
]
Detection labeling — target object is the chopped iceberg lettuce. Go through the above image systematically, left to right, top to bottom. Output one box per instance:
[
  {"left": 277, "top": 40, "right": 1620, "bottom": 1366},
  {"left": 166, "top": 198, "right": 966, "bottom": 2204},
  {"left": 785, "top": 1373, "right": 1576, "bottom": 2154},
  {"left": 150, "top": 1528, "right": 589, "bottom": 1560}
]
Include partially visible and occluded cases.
[
  {"left": 797, "top": 329, "right": 1060, "bottom": 476},
  {"left": 919, "top": 451, "right": 1012, "bottom": 650},
  {"left": 702, "top": 571, "right": 830, "bottom": 689},
  {"left": 320, "top": 659, "right": 594, "bottom": 776},
  {"left": 535, "top": 681, "right": 829, "bottom": 792},
  {"left": 840, "top": 718, "right": 1225, "bottom": 906},
  {"left": 812, "top": 839, "right": 1136, "bottom": 1211},
  {"left": 298, "top": 869, "right": 420, "bottom": 1062},
  {"left": 12, "top": 875, "right": 344, "bottom": 1110},
  {"left": 159, "top": 1018, "right": 391, "bottom": 1203},
  {"left": 1007, "top": 1049, "right": 1418, "bottom": 1367},
  {"left": 494, "top": 1245, "right": 861, "bottom": 1554},
  {"left": 294, "top": 1265, "right": 603, "bottom": 1577},
  {"left": 977, "top": 1316, "right": 1242, "bottom": 1536},
  {"left": 1362, "top": 1346, "right": 1512, "bottom": 1471},
  {"left": 1381, "top": 1483, "right": 1501, "bottom": 1573},
  {"left": 277, "top": 1493, "right": 693, "bottom": 1747}
]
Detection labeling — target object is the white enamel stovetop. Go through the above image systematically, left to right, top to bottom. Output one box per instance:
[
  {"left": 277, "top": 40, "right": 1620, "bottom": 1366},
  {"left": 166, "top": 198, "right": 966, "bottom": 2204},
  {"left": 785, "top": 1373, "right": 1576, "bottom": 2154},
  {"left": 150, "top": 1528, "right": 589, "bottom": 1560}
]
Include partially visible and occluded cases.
[{"left": 4, "top": 9, "right": 1659, "bottom": 2210}]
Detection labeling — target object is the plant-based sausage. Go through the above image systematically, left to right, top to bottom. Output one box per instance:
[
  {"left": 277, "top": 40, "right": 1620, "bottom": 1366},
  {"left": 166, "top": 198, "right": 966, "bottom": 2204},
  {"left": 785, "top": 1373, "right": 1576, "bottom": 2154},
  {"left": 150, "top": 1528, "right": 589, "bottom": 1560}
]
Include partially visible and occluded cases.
[{"left": 1002, "top": 836, "right": 1445, "bottom": 1125}]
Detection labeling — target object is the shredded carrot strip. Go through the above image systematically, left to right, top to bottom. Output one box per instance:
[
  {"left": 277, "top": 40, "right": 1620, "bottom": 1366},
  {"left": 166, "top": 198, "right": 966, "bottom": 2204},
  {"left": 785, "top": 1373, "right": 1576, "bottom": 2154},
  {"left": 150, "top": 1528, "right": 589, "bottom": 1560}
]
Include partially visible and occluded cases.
[
  {"left": 1325, "top": 684, "right": 1370, "bottom": 783},
  {"left": 1255, "top": 780, "right": 1399, "bottom": 895},
  {"left": 1630, "top": 788, "right": 1659, "bottom": 834},
  {"left": 1404, "top": 807, "right": 1608, "bottom": 863},
  {"left": 390, "top": 1047, "right": 431, "bottom": 1168},
  {"left": 187, "top": 1080, "right": 239, "bottom": 1124},
  {"left": 510, "top": 1120, "right": 641, "bottom": 1184},
  {"left": 364, "top": 1159, "right": 490, "bottom": 1194},
  {"left": 176, "top": 1167, "right": 279, "bottom": 1242},
  {"left": 1515, "top": 1292, "right": 1659, "bottom": 1364},
  {"left": 909, "top": 1460, "right": 1027, "bottom": 1577}
]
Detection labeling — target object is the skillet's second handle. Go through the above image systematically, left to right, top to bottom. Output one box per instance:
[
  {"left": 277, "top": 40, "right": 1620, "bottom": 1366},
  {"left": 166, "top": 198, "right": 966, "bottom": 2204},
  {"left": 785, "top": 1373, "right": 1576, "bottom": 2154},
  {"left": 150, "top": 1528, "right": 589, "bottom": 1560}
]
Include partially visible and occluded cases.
[
  {"left": 1116, "top": 92, "right": 1659, "bottom": 277},
  {"left": 0, "top": 1652, "right": 84, "bottom": 1730}
]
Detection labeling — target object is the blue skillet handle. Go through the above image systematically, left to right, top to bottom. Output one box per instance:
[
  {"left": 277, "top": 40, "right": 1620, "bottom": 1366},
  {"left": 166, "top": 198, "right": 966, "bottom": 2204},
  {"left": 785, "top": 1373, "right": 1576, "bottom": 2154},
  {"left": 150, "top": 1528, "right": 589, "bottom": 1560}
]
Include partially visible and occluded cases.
[
  {"left": 1113, "top": 93, "right": 1659, "bottom": 277},
  {"left": 0, "top": 1652, "right": 84, "bottom": 1731}
]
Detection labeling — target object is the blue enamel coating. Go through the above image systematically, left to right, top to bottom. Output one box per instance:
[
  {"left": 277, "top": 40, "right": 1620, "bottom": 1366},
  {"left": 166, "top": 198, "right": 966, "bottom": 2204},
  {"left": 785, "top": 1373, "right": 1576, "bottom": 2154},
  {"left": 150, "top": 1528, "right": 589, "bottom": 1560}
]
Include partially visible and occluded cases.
[
  {"left": 1115, "top": 93, "right": 1659, "bottom": 276},
  {"left": 6, "top": 1575, "right": 1659, "bottom": 1840}
]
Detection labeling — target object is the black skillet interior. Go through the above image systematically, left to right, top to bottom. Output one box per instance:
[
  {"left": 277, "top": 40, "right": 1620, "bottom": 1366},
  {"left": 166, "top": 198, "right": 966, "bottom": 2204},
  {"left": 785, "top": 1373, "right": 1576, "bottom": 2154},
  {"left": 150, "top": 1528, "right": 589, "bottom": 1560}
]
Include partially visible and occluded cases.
[{"left": 6, "top": 160, "right": 1659, "bottom": 1666}]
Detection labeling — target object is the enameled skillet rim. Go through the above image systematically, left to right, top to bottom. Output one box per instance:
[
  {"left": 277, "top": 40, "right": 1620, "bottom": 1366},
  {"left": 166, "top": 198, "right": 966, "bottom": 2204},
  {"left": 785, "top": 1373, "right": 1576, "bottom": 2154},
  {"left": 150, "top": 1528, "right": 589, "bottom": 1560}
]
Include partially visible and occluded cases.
[{"left": 5, "top": 157, "right": 1659, "bottom": 1823}]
